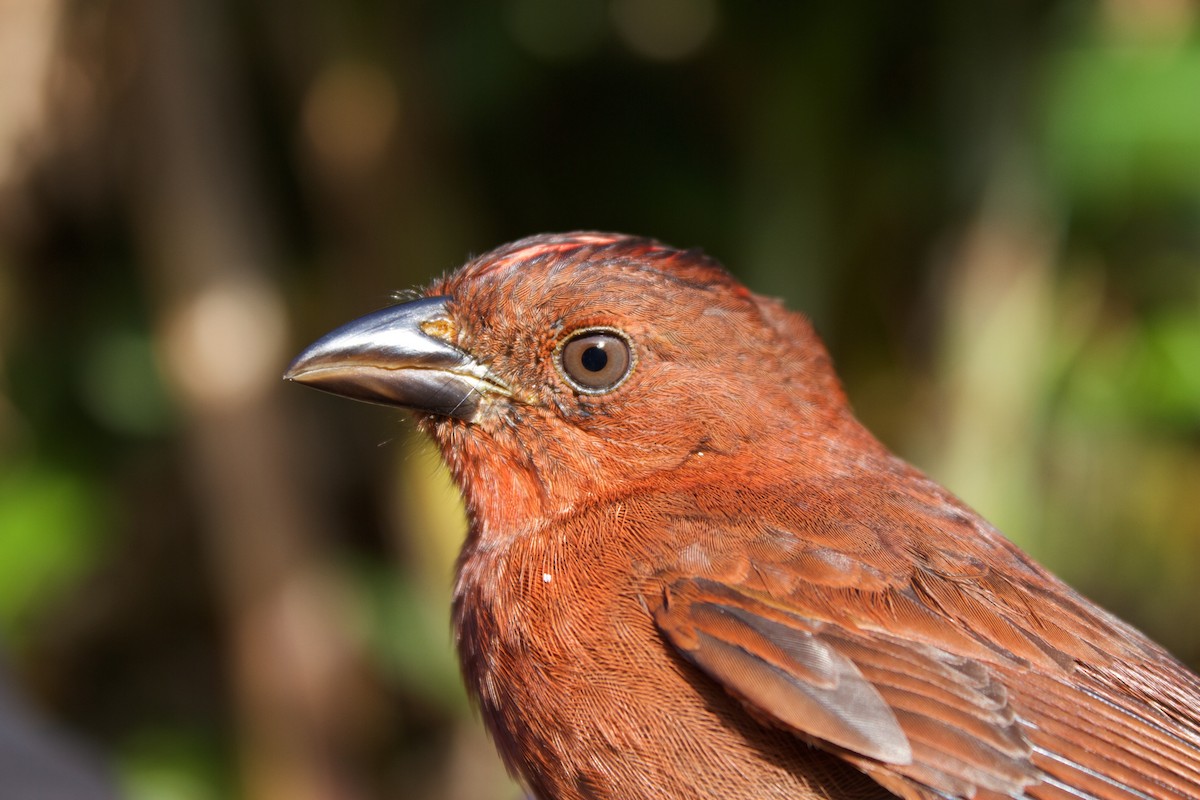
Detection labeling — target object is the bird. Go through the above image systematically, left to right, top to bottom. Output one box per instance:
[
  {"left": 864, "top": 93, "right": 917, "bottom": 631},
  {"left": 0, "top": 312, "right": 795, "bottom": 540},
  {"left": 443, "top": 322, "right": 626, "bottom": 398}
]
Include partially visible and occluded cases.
[{"left": 285, "top": 232, "right": 1200, "bottom": 800}]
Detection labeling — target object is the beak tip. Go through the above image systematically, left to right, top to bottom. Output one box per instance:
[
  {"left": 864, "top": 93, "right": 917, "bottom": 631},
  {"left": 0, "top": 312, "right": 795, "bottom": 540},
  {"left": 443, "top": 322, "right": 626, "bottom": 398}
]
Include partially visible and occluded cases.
[{"left": 282, "top": 360, "right": 307, "bottom": 383}]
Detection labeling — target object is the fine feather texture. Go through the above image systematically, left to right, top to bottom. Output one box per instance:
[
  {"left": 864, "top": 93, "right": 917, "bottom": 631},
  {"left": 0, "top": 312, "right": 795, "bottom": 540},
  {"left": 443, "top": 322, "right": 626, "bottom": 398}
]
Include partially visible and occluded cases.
[{"left": 289, "top": 232, "right": 1200, "bottom": 800}]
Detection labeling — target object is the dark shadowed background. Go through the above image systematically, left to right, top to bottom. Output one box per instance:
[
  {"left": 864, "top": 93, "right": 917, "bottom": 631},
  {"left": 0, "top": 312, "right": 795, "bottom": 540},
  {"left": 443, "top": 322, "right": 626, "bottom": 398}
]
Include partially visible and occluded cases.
[{"left": 1, "top": 1, "right": 1198, "bottom": 798}]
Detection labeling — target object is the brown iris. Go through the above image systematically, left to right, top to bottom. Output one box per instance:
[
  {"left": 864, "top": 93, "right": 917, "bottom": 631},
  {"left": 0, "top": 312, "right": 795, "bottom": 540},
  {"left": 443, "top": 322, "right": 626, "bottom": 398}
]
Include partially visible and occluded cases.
[{"left": 557, "top": 329, "right": 634, "bottom": 393}]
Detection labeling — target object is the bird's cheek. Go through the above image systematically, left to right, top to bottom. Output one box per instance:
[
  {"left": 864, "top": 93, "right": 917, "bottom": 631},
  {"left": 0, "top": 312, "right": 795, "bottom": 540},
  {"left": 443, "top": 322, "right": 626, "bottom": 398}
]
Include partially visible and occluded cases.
[
  {"left": 603, "top": 392, "right": 746, "bottom": 456},
  {"left": 573, "top": 416, "right": 734, "bottom": 479}
]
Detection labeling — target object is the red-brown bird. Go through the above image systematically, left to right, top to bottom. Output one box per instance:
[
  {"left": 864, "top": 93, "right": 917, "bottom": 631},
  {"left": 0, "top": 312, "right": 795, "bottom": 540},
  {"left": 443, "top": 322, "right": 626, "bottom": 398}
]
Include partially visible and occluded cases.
[{"left": 286, "top": 233, "right": 1200, "bottom": 800}]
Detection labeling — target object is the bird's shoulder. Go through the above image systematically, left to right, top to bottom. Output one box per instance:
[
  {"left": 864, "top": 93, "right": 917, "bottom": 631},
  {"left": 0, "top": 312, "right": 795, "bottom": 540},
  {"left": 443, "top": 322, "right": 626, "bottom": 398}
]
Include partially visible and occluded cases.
[
  {"left": 642, "top": 467, "right": 1155, "bottom": 669},
  {"left": 641, "top": 471, "right": 1200, "bottom": 798}
]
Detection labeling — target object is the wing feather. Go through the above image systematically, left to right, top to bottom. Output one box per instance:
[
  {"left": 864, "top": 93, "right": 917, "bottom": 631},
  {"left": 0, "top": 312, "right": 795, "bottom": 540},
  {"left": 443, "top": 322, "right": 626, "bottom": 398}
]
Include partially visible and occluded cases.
[{"left": 649, "top": 483, "right": 1200, "bottom": 799}]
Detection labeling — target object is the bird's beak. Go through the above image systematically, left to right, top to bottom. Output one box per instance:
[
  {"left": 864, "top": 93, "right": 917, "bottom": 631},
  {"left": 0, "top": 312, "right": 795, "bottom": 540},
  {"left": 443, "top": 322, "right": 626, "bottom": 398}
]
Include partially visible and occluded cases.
[{"left": 284, "top": 296, "right": 509, "bottom": 421}]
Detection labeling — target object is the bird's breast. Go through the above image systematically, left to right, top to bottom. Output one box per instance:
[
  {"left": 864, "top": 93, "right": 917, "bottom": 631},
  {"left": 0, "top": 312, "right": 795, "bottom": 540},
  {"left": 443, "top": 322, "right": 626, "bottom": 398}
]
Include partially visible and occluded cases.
[{"left": 450, "top": 513, "right": 888, "bottom": 800}]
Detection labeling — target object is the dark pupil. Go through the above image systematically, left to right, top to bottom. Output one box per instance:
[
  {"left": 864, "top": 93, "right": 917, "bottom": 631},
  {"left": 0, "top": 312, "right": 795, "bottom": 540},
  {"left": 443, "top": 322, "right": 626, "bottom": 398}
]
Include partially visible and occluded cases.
[{"left": 580, "top": 345, "right": 608, "bottom": 373}]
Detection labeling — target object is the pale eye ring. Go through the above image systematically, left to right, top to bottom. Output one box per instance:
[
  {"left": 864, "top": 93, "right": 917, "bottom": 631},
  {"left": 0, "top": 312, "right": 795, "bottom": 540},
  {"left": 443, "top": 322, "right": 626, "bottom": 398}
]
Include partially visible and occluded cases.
[{"left": 556, "top": 328, "right": 634, "bottom": 394}]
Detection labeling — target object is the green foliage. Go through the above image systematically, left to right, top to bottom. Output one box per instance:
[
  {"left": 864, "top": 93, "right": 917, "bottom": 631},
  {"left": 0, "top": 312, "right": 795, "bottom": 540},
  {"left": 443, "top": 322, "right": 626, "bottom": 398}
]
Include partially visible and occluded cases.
[
  {"left": 1047, "top": 38, "right": 1200, "bottom": 199},
  {"left": 79, "top": 329, "right": 175, "bottom": 438},
  {"left": 0, "top": 464, "right": 106, "bottom": 641},
  {"left": 344, "top": 558, "right": 465, "bottom": 712},
  {"left": 120, "top": 727, "right": 229, "bottom": 800}
]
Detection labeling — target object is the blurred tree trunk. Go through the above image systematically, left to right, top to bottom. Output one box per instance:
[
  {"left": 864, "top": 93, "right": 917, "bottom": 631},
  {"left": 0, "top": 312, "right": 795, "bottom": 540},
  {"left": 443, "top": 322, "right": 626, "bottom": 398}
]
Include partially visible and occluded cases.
[
  {"left": 124, "top": 0, "right": 372, "bottom": 798},
  {"left": 916, "top": 3, "right": 1059, "bottom": 546}
]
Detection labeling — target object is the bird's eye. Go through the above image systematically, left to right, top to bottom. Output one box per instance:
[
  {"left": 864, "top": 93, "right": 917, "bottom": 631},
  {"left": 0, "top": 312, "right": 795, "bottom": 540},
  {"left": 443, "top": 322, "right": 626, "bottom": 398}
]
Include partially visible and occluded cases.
[{"left": 557, "top": 329, "right": 634, "bottom": 394}]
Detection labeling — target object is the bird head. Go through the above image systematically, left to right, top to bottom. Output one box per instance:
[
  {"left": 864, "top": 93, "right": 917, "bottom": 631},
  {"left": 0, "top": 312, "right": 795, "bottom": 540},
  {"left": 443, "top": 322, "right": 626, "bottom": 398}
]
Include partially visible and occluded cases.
[{"left": 286, "top": 232, "right": 873, "bottom": 537}]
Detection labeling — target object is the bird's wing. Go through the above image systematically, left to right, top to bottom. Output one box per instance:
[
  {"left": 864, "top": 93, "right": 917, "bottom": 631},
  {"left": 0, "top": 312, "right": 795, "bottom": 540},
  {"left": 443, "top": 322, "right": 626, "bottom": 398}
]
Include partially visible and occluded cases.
[
  {"left": 650, "top": 490, "right": 1200, "bottom": 800},
  {"left": 655, "top": 576, "right": 1037, "bottom": 798}
]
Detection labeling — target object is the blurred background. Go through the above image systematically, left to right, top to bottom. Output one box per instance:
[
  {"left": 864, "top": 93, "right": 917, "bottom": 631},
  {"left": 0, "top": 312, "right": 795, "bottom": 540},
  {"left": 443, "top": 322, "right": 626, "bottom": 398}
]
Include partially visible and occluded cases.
[{"left": 1, "top": 0, "right": 1198, "bottom": 798}]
